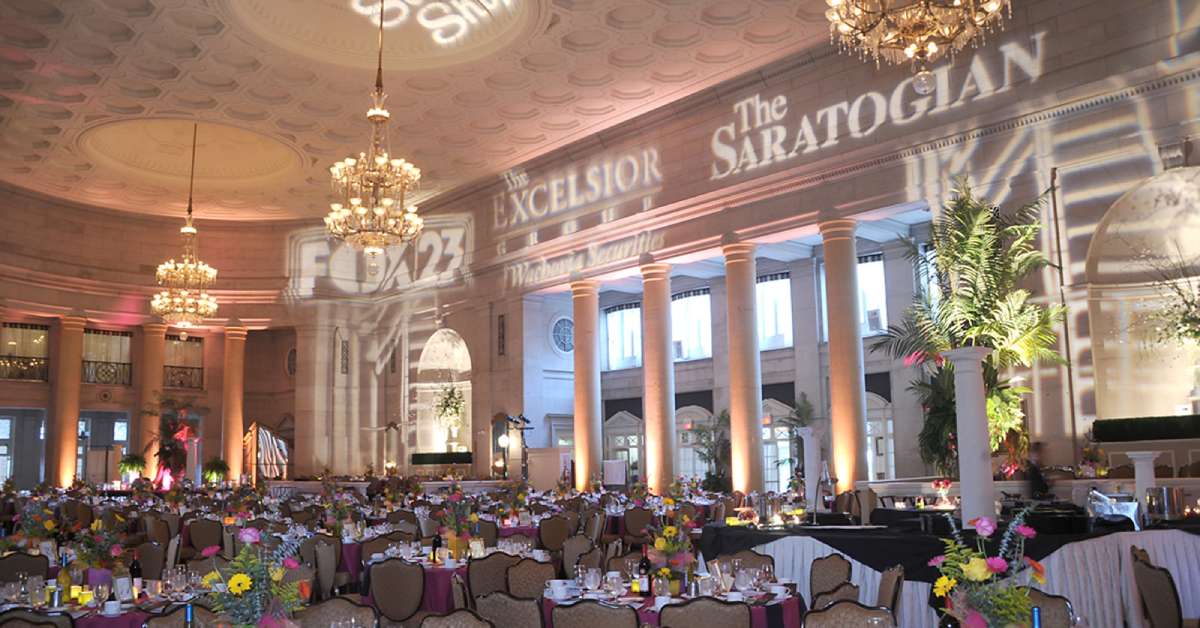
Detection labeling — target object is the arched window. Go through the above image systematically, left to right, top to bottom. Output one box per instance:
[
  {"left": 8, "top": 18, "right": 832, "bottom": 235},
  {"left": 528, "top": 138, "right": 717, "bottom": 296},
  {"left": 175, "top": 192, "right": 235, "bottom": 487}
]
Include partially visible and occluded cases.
[{"left": 675, "top": 405, "right": 713, "bottom": 479}]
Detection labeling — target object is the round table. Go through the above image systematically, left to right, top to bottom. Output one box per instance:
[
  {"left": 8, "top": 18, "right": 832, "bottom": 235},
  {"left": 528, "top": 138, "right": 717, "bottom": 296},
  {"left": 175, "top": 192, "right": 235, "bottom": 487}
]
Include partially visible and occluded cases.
[
  {"left": 498, "top": 525, "right": 538, "bottom": 539},
  {"left": 540, "top": 595, "right": 803, "bottom": 628}
]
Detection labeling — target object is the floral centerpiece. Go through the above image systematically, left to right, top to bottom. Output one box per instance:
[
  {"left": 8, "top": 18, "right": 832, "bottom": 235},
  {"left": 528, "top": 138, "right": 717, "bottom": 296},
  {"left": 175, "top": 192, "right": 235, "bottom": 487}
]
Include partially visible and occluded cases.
[
  {"left": 434, "top": 384, "right": 466, "bottom": 445},
  {"left": 1078, "top": 442, "right": 1107, "bottom": 478},
  {"left": 932, "top": 478, "right": 953, "bottom": 506},
  {"left": 628, "top": 482, "right": 649, "bottom": 506},
  {"left": 435, "top": 484, "right": 473, "bottom": 559},
  {"left": 163, "top": 485, "right": 187, "bottom": 510},
  {"left": 322, "top": 492, "right": 356, "bottom": 537},
  {"left": 14, "top": 500, "right": 57, "bottom": 545},
  {"left": 930, "top": 509, "right": 1045, "bottom": 627},
  {"left": 647, "top": 512, "right": 698, "bottom": 594},
  {"left": 76, "top": 519, "right": 125, "bottom": 569},
  {"left": 206, "top": 528, "right": 304, "bottom": 627}
]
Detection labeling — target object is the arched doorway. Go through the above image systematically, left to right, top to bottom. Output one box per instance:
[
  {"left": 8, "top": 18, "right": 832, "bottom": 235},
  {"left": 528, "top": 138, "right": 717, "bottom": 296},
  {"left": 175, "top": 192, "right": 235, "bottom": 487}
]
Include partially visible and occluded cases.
[
  {"left": 1086, "top": 167, "right": 1200, "bottom": 419},
  {"left": 414, "top": 328, "right": 472, "bottom": 454},
  {"left": 865, "top": 392, "right": 895, "bottom": 480},
  {"left": 675, "top": 405, "right": 713, "bottom": 480},
  {"left": 603, "top": 410, "right": 643, "bottom": 484}
]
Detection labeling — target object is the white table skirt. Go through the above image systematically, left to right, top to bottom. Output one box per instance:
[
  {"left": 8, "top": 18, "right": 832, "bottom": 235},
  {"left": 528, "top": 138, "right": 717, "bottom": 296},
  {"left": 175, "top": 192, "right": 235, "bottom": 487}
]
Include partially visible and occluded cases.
[{"left": 753, "top": 529, "right": 1200, "bottom": 628}]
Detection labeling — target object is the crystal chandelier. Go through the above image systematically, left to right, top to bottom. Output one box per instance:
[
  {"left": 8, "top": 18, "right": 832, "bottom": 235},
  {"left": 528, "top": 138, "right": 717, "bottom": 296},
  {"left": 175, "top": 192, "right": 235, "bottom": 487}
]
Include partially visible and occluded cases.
[
  {"left": 325, "top": 0, "right": 423, "bottom": 264},
  {"left": 825, "top": 0, "right": 1011, "bottom": 94},
  {"left": 151, "top": 123, "right": 218, "bottom": 328}
]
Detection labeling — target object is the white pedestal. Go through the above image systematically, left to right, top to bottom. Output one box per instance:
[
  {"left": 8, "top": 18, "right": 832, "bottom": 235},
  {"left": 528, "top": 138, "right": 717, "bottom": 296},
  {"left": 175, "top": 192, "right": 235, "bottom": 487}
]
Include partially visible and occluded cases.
[
  {"left": 944, "top": 346, "right": 996, "bottom": 525},
  {"left": 797, "top": 426, "right": 821, "bottom": 508},
  {"left": 1126, "top": 450, "right": 1161, "bottom": 521}
]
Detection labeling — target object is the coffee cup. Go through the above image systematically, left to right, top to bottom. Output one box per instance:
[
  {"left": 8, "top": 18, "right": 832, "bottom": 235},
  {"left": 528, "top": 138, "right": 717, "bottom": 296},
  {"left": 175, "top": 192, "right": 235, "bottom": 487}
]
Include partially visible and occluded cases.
[
  {"left": 444, "top": 558, "right": 458, "bottom": 569},
  {"left": 725, "top": 592, "right": 744, "bottom": 602}
]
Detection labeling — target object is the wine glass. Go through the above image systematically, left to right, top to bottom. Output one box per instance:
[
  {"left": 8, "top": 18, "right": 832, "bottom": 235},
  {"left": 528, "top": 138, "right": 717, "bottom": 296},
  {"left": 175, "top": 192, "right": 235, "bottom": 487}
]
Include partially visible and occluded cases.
[
  {"left": 624, "top": 558, "right": 639, "bottom": 583},
  {"left": 93, "top": 583, "right": 110, "bottom": 604}
]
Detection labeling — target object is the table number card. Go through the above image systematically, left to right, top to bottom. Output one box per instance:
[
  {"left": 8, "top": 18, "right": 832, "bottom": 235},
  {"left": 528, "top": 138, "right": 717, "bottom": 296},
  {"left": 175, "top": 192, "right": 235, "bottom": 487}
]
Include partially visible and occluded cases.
[{"left": 114, "top": 576, "right": 134, "bottom": 602}]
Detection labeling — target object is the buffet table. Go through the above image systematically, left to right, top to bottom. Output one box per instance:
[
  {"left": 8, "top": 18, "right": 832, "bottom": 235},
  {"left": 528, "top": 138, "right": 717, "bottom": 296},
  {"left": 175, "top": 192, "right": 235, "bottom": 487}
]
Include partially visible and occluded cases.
[{"left": 700, "top": 524, "right": 1200, "bottom": 628}]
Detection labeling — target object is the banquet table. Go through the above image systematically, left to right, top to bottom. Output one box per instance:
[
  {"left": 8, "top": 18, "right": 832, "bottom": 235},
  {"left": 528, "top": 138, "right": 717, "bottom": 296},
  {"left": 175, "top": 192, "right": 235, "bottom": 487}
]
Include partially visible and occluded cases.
[
  {"left": 700, "top": 524, "right": 1200, "bottom": 628},
  {"left": 498, "top": 525, "right": 538, "bottom": 538},
  {"left": 540, "top": 595, "right": 803, "bottom": 628},
  {"left": 75, "top": 610, "right": 150, "bottom": 628}
]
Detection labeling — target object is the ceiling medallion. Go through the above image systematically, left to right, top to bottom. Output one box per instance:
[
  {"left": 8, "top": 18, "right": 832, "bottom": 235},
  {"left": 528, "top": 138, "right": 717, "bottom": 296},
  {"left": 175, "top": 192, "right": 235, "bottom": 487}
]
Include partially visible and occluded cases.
[
  {"left": 325, "top": 0, "right": 423, "bottom": 271},
  {"left": 825, "top": 0, "right": 1011, "bottom": 95},
  {"left": 151, "top": 123, "right": 218, "bottom": 330}
]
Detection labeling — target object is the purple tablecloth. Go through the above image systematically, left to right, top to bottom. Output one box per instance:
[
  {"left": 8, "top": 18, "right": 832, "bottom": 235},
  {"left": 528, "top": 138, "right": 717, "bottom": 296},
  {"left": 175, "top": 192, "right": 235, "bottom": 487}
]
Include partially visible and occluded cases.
[
  {"left": 498, "top": 525, "right": 538, "bottom": 539},
  {"left": 341, "top": 542, "right": 363, "bottom": 582},
  {"left": 363, "top": 564, "right": 466, "bottom": 614},
  {"left": 86, "top": 568, "right": 113, "bottom": 588},
  {"left": 541, "top": 595, "right": 802, "bottom": 628},
  {"left": 75, "top": 610, "right": 151, "bottom": 628}
]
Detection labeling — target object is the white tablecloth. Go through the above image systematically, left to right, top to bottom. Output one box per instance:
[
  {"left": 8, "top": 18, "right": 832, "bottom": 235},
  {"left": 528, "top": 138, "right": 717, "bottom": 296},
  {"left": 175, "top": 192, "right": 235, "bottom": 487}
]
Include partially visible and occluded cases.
[{"left": 753, "top": 529, "right": 1200, "bottom": 628}]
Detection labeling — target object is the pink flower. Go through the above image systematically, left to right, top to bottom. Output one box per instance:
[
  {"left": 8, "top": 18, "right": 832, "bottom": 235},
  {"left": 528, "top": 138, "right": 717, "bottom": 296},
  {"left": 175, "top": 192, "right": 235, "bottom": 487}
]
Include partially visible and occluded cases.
[
  {"left": 904, "top": 351, "right": 925, "bottom": 367},
  {"left": 448, "top": 493, "right": 462, "bottom": 503},
  {"left": 968, "top": 517, "right": 996, "bottom": 538},
  {"left": 1015, "top": 524, "right": 1037, "bottom": 539},
  {"left": 238, "top": 527, "right": 261, "bottom": 545},
  {"left": 110, "top": 545, "right": 124, "bottom": 558},
  {"left": 201, "top": 545, "right": 221, "bottom": 558},
  {"left": 927, "top": 555, "right": 946, "bottom": 567},
  {"left": 283, "top": 557, "right": 300, "bottom": 570},
  {"left": 985, "top": 557, "right": 1008, "bottom": 574},
  {"left": 963, "top": 611, "right": 988, "bottom": 628}
]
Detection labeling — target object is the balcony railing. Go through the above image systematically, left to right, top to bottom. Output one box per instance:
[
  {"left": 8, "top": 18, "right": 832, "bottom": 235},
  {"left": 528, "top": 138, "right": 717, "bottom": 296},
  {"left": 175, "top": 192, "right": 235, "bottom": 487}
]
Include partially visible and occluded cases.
[
  {"left": 0, "top": 355, "right": 49, "bottom": 381},
  {"left": 82, "top": 360, "right": 133, "bottom": 386},
  {"left": 164, "top": 365, "right": 203, "bottom": 389}
]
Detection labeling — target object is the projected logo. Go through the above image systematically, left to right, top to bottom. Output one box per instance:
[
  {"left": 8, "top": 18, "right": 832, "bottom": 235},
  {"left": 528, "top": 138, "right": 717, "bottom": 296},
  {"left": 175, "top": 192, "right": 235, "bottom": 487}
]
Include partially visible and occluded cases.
[
  {"left": 350, "top": 0, "right": 517, "bottom": 47},
  {"left": 504, "top": 230, "right": 664, "bottom": 290}
]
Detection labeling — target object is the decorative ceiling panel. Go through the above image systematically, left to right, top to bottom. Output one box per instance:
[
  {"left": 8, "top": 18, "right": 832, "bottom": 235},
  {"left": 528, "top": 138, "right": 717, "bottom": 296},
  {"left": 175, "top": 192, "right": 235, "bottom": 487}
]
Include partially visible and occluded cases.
[{"left": 0, "top": 0, "right": 828, "bottom": 220}]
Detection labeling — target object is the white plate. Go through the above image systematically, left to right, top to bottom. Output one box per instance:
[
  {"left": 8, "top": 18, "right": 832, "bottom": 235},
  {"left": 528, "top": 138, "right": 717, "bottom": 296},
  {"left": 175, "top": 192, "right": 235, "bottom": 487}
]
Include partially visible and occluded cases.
[{"left": 101, "top": 610, "right": 123, "bottom": 618}]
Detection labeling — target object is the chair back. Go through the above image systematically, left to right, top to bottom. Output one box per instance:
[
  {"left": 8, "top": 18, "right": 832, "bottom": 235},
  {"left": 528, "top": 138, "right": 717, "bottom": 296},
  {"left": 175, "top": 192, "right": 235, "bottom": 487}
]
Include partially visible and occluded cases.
[
  {"left": 1108, "top": 464, "right": 1134, "bottom": 478},
  {"left": 622, "top": 507, "right": 654, "bottom": 537},
  {"left": 581, "top": 509, "right": 604, "bottom": 543},
  {"left": 561, "top": 510, "right": 581, "bottom": 536},
  {"left": 160, "top": 512, "right": 181, "bottom": 538},
  {"left": 538, "top": 515, "right": 571, "bottom": 552},
  {"left": 148, "top": 518, "right": 171, "bottom": 548},
  {"left": 188, "top": 519, "right": 223, "bottom": 551},
  {"left": 476, "top": 519, "right": 499, "bottom": 548},
  {"left": 165, "top": 535, "right": 180, "bottom": 569},
  {"left": 562, "top": 535, "right": 592, "bottom": 579},
  {"left": 313, "top": 539, "right": 338, "bottom": 600},
  {"left": 135, "top": 541, "right": 166, "bottom": 581},
  {"left": 577, "top": 547, "right": 603, "bottom": 575},
  {"left": 719, "top": 549, "right": 774, "bottom": 572},
  {"left": 607, "top": 550, "right": 641, "bottom": 574},
  {"left": 468, "top": 551, "right": 521, "bottom": 600},
  {"left": 1131, "top": 551, "right": 1184, "bottom": 628},
  {"left": 0, "top": 552, "right": 49, "bottom": 582},
  {"left": 810, "top": 553, "right": 852, "bottom": 600},
  {"left": 187, "top": 556, "right": 228, "bottom": 573},
  {"left": 505, "top": 557, "right": 555, "bottom": 599},
  {"left": 369, "top": 558, "right": 425, "bottom": 622},
  {"left": 875, "top": 564, "right": 904, "bottom": 618},
  {"left": 813, "top": 581, "right": 860, "bottom": 610},
  {"left": 1027, "top": 588, "right": 1074, "bottom": 628},
  {"left": 476, "top": 591, "right": 541, "bottom": 627},
  {"left": 294, "top": 596, "right": 378, "bottom": 628},
  {"left": 659, "top": 597, "right": 750, "bottom": 628},
  {"left": 552, "top": 599, "right": 639, "bottom": 628},
  {"left": 803, "top": 600, "right": 895, "bottom": 627},
  {"left": 145, "top": 604, "right": 219, "bottom": 627},
  {"left": 0, "top": 608, "right": 74, "bottom": 627},
  {"left": 420, "top": 609, "right": 494, "bottom": 628}
]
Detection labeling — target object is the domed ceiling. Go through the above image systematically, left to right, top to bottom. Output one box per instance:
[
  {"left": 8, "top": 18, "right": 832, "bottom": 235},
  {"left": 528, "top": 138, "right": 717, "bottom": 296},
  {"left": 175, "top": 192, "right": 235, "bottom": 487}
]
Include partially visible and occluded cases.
[{"left": 0, "top": 0, "right": 828, "bottom": 221}]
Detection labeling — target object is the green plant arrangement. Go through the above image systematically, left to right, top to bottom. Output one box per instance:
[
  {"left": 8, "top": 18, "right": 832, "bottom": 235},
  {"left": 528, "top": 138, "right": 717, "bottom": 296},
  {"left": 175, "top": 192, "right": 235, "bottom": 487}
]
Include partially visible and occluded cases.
[
  {"left": 876, "top": 180, "right": 1064, "bottom": 475},
  {"left": 435, "top": 384, "right": 466, "bottom": 421},
  {"left": 775, "top": 393, "right": 815, "bottom": 473},
  {"left": 142, "top": 394, "right": 206, "bottom": 484},
  {"left": 688, "top": 409, "right": 732, "bottom": 492},
  {"left": 117, "top": 453, "right": 147, "bottom": 477},
  {"left": 202, "top": 458, "right": 230, "bottom": 484},
  {"left": 205, "top": 529, "right": 305, "bottom": 625}
]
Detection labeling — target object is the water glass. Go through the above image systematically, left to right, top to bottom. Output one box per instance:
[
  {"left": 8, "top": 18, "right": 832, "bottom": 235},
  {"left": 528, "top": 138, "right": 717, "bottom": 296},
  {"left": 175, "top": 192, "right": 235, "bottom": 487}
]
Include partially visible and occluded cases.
[{"left": 583, "top": 568, "right": 602, "bottom": 591}]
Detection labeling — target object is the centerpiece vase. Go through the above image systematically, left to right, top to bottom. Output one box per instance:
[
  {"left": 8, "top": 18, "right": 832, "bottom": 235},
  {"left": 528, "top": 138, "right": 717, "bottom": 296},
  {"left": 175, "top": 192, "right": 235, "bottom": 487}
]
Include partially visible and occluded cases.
[{"left": 446, "top": 531, "right": 467, "bottom": 560}]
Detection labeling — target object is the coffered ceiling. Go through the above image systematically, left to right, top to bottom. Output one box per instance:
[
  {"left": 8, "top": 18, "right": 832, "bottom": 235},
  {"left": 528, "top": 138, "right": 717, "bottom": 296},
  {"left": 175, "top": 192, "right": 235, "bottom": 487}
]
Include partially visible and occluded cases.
[{"left": 0, "top": 0, "right": 830, "bottom": 221}]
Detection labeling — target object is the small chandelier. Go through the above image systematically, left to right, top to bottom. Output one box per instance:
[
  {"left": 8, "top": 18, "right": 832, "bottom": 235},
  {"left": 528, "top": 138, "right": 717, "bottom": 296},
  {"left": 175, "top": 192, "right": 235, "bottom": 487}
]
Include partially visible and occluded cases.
[
  {"left": 325, "top": 0, "right": 423, "bottom": 264},
  {"left": 825, "top": 0, "right": 1011, "bottom": 94},
  {"left": 151, "top": 123, "right": 218, "bottom": 328}
]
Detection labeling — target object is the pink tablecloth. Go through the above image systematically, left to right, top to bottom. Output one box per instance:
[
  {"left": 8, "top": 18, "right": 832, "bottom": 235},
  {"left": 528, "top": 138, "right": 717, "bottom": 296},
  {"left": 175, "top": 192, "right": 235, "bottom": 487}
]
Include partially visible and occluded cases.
[
  {"left": 498, "top": 525, "right": 538, "bottom": 539},
  {"left": 541, "top": 596, "right": 802, "bottom": 628},
  {"left": 75, "top": 610, "right": 151, "bottom": 628}
]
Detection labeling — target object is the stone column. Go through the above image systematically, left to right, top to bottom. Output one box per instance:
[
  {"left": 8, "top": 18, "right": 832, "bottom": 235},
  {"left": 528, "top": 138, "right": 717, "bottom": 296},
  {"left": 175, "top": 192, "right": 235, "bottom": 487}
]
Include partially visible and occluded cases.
[
  {"left": 820, "top": 218, "right": 868, "bottom": 493},
  {"left": 722, "top": 239, "right": 764, "bottom": 493},
  {"left": 640, "top": 257, "right": 676, "bottom": 495},
  {"left": 571, "top": 278, "right": 603, "bottom": 491},
  {"left": 49, "top": 313, "right": 86, "bottom": 487},
  {"left": 221, "top": 321, "right": 248, "bottom": 483},
  {"left": 138, "top": 322, "right": 167, "bottom": 477},
  {"left": 944, "top": 346, "right": 996, "bottom": 525},
  {"left": 1127, "top": 451, "right": 1161, "bottom": 521}
]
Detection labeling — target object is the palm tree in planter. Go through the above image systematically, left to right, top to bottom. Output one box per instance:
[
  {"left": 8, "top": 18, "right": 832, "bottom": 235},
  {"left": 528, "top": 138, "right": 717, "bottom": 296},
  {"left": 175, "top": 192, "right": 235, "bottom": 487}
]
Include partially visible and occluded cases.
[{"left": 875, "top": 181, "right": 1064, "bottom": 476}]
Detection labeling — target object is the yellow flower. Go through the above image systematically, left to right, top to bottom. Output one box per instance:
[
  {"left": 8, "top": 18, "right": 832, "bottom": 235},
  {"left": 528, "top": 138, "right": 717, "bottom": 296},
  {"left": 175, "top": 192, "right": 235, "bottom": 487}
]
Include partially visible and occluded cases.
[
  {"left": 663, "top": 497, "right": 675, "bottom": 506},
  {"left": 469, "top": 513, "right": 479, "bottom": 523},
  {"left": 90, "top": 519, "right": 102, "bottom": 532},
  {"left": 43, "top": 520, "right": 55, "bottom": 531},
  {"left": 662, "top": 526, "right": 678, "bottom": 538},
  {"left": 654, "top": 537, "right": 667, "bottom": 551},
  {"left": 962, "top": 557, "right": 992, "bottom": 582},
  {"left": 270, "top": 567, "right": 284, "bottom": 582},
  {"left": 201, "top": 571, "right": 221, "bottom": 587},
  {"left": 227, "top": 573, "right": 253, "bottom": 596},
  {"left": 933, "top": 576, "right": 956, "bottom": 597}
]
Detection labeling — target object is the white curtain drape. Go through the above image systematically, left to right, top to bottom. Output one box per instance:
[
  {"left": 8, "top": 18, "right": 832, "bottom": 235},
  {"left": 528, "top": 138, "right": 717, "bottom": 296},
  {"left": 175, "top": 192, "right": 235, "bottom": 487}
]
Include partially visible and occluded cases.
[
  {"left": 0, "top": 324, "right": 48, "bottom": 357},
  {"left": 82, "top": 330, "right": 130, "bottom": 363},
  {"left": 165, "top": 337, "right": 203, "bottom": 367}
]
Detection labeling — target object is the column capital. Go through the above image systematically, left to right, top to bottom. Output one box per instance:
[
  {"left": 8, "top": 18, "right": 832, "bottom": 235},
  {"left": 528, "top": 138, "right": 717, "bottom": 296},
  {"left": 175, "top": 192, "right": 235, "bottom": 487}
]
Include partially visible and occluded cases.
[
  {"left": 818, "top": 218, "right": 858, "bottom": 241},
  {"left": 721, "top": 241, "right": 756, "bottom": 262},
  {"left": 639, "top": 261, "right": 671, "bottom": 282},
  {"left": 569, "top": 279, "right": 600, "bottom": 297},
  {"left": 59, "top": 313, "right": 87, "bottom": 332},
  {"left": 224, "top": 323, "right": 249, "bottom": 340},
  {"left": 943, "top": 346, "right": 992, "bottom": 371}
]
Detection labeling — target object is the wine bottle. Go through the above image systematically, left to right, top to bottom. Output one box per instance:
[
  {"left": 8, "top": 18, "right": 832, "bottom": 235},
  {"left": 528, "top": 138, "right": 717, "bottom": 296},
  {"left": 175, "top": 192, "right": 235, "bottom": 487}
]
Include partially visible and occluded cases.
[
  {"left": 431, "top": 533, "right": 443, "bottom": 562},
  {"left": 637, "top": 545, "right": 652, "bottom": 596},
  {"left": 129, "top": 550, "right": 143, "bottom": 589}
]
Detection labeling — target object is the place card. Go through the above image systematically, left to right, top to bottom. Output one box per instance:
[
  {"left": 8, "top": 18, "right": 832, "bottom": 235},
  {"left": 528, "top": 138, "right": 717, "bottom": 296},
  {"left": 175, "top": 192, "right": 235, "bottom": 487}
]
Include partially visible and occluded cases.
[{"left": 114, "top": 577, "right": 133, "bottom": 602}]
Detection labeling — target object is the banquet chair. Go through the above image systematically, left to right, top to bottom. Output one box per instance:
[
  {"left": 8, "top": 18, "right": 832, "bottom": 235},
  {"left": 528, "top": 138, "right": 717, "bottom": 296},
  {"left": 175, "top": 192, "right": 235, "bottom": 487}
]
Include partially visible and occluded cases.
[
  {"left": 1180, "top": 460, "right": 1200, "bottom": 478},
  {"left": 1108, "top": 464, "right": 1134, "bottom": 478},
  {"left": 731, "top": 491, "right": 746, "bottom": 508},
  {"left": 832, "top": 492, "right": 861, "bottom": 522},
  {"left": 710, "top": 501, "right": 726, "bottom": 524},
  {"left": 530, "top": 503, "right": 554, "bottom": 516},
  {"left": 621, "top": 507, "right": 655, "bottom": 548},
  {"left": 580, "top": 508, "right": 604, "bottom": 544},
  {"left": 388, "top": 509, "right": 419, "bottom": 527},
  {"left": 561, "top": 509, "right": 581, "bottom": 536},
  {"left": 161, "top": 512, "right": 181, "bottom": 540},
  {"left": 538, "top": 515, "right": 571, "bottom": 552},
  {"left": 420, "top": 516, "right": 441, "bottom": 538},
  {"left": 147, "top": 517, "right": 171, "bottom": 548},
  {"left": 243, "top": 518, "right": 270, "bottom": 531},
  {"left": 188, "top": 519, "right": 224, "bottom": 557},
  {"left": 476, "top": 519, "right": 499, "bottom": 548},
  {"left": 299, "top": 534, "right": 342, "bottom": 570},
  {"left": 363, "top": 534, "right": 397, "bottom": 565},
  {"left": 165, "top": 535, "right": 180, "bottom": 570},
  {"left": 562, "top": 535, "right": 592, "bottom": 579},
  {"left": 313, "top": 539, "right": 339, "bottom": 600},
  {"left": 134, "top": 541, "right": 167, "bottom": 581},
  {"left": 577, "top": 547, "right": 604, "bottom": 575},
  {"left": 1130, "top": 548, "right": 1199, "bottom": 628},
  {"left": 717, "top": 549, "right": 774, "bottom": 572},
  {"left": 607, "top": 550, "right": 641, "bottom": 574},
  {"left": 468, "top": 551, "right": 521, "bottom": 600},
  {"left": 0, "top": 552, "right": 49, "bottom": 582},
  {"left": 810, "top": 553, "right": 852, "bottom": 600},
  {"left": 187, "top": 555, "right": 228, "bottom": 573},
  {"left": 506, "top": 557, "right": 555, "bottom": 599},
  {"left": 370, "top": 558, "right": 428, "bottom": 627},
  {"left": 875, "top": 565, "right": 904, "bottom": 620},
  {"left": 452, "top": 572, "right": 470, "bottom": 610},
  {"left": 812, "top": 582, "right": 860, "bottom": 610},
  {"left": 1027, "top": 588, "right": 1074, "bottom": 628},
  {"left": 475, "top": 591, "right": 542, "bottom": 627},
  {"left": 295, "top": 596, "right": 379, "bottom": 628},
  {"left": 659, "top": 596, "right": 750, "bottom": 628},
  {"left": 552, "top": 599, "right": 639, "bottom": 628},
  {"left": 802, "top": 600, "right": 895, "bottom": 627},
  {"left": 145, "top": 604, "right": 219, "bottom": 627},
  {"left": 0, "top": 608, "right": 74, "bottom": 627},
  {"left": 420, "top": 609, "right": 495, "bottom": 628}
]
